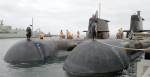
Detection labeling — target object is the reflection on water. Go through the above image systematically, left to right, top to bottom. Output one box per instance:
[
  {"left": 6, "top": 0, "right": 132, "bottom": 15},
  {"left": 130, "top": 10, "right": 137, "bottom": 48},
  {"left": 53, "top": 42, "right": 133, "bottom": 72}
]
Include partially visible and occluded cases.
[{"left": 7, "top": 56, "right": 68, "bottom": 68}]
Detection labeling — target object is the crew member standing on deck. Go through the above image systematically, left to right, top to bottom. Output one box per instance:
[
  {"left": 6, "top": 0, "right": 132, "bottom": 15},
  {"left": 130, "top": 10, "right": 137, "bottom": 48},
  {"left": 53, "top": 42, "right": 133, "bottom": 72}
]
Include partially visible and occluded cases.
[
  {"left": 92, "top": 14, "right": 94, "bottom": 18},
  {"left": 92, "top": 22, "right": 97, "bottom": 39},
  {"left": 26, "top": 27, "right": 31, "bottom": 40},
  {"left": 120, "top": 28, "right": 123, "bottom": 35},
  {"left": 60, "top": 30, "right": 63, "bottom": 38},
  {"left": 66, "top": 30, "right": 70, "bottom": 39},
  {"left": 77, "top": 31, "right": 80, "bottom": 38},
  {"left": 68, "top": 32, "right": 71, "bottom": 39},
  {"left": 116, "top": 33, "right": 118, "bottom": 39},
  {"left": 39, "top": 34, "right": 44, "bottom": 39},
  {"left": 71, "top": 34, "right": 73, "bottom": 39}
]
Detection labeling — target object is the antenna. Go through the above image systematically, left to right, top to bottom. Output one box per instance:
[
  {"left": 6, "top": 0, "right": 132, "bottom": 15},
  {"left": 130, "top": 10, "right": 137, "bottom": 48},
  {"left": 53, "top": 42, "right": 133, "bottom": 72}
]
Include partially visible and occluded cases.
[
  {"left": 99, "top": 3, "right": 101, "bottom": 18},
  {"left": 30, "top": 18, "right": 33, "bottom": 36},
  {"left": 32, "top": 18, "right": 33, "bottom": 35}
]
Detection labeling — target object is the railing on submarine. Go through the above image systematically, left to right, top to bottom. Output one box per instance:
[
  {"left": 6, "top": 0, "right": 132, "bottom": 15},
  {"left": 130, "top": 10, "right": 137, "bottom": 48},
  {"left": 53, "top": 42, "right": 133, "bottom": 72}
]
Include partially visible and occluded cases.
[{"left": 133, "top": 33, "right": 150, "bottom": 37}]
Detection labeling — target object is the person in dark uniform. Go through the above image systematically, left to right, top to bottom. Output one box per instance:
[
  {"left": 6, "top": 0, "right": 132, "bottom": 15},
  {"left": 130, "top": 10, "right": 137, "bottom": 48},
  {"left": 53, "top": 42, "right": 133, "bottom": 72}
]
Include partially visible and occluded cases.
[
  {"left": 92, "top": 22, "right": 97, "bottom": 39},
  {"left": 92, "top": 26, "right": 96, "bottom": 39},
  {"left": 26, "top": 27, "right": 31, "bottom": 40}
]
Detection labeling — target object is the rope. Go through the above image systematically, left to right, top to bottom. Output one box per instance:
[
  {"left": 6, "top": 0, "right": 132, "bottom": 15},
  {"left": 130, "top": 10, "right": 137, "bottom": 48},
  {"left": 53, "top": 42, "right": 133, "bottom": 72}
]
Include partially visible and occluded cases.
[
  {"left": 95, "top": 39, "right": 150, "bottom": 69},
  {"left": 96, "top": 40, "right": 150, "bottom": 51}
]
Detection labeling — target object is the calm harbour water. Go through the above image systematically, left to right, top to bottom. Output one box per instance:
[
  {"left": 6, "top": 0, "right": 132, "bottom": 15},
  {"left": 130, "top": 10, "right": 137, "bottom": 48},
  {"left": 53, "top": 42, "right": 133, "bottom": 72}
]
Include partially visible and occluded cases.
[{"left": 0, "top": 35, "right": 144, "bottom": 77}]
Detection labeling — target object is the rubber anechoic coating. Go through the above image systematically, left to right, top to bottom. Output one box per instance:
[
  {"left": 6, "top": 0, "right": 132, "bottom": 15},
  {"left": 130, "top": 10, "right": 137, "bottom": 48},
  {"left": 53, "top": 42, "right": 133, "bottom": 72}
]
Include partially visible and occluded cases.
[
  {"left": 4, "top": 39, "right": 56, "bottom": 63},
  {"left": 63, "top": 39, "right": 129, "bottom": 75},
  {"left": 4, "top": 40, "right": 39, "bottom": 63},
  {"left": 145, "top": 50, "right": 150, "bottom": 60}
]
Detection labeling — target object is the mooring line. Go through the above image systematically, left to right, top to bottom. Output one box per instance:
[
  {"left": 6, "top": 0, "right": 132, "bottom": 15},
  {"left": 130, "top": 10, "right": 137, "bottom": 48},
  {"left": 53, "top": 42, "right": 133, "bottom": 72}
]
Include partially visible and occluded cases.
[{"left": 96, "top": 40, "right": 150, "bottom": 51}]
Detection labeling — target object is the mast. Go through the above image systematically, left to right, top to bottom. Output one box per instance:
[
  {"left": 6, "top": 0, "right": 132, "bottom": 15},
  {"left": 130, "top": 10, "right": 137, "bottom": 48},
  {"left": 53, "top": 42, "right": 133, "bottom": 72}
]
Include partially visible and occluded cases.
[
  {"left": 99, "top": 3, "right": 101, "bottom": 18},
  {"left": 30, "top": 18, "right": 33, "bottom": 36},
  {"left": 32, "top": 18, "right": 33, "bottom": 36}
]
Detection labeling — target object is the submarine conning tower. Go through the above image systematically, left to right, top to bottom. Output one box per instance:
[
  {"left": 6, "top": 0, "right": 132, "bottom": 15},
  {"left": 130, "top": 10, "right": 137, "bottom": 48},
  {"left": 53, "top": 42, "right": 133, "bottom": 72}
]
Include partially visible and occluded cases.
[
  {"left": 125, "top": 11, "right": 146, "bottom": 38},
  {"left": 130, "top": 11, "right": 144, "bottom": 32},
  {"left": 85, "top": 18, "right": 110, "bottom": 39}
]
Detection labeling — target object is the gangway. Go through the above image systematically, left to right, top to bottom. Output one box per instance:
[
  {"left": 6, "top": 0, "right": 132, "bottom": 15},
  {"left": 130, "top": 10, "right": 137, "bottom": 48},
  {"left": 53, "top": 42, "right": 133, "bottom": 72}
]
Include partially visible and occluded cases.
[{"left": 137, "top": 59, "right": 150, "bottom": 77}]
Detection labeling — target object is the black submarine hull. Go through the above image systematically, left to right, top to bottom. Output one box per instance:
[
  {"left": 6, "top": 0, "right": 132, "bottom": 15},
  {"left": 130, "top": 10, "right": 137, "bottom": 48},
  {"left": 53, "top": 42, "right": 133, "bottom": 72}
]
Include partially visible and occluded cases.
[
  {"left": 4, "top": 38, "right": 148, "bottom": 75},
  {"left": 4, "top": 39, "right": 57, "bottom": 63},
  {"left": 4, "top": 39, "right": 83, "bottom": 63},
  {"left": 4, "top": 39, "right": 82, "bottom": 63},
  {"left": 63, "top": 39, "right": 145, "bottom": 75}
]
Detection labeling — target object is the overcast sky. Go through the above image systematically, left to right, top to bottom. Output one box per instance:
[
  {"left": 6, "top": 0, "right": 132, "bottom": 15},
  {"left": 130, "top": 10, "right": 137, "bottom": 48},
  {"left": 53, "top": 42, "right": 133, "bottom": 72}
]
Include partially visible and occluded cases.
[{"left": 0, "top": 0, "right": 150, "bottom": 35}]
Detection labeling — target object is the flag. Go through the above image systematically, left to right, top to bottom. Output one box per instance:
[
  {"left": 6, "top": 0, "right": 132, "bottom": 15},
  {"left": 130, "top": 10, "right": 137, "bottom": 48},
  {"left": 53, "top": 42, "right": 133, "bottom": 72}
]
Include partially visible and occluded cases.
[{"left": 89, "top": 11, "right": 98, "bottom": 27}]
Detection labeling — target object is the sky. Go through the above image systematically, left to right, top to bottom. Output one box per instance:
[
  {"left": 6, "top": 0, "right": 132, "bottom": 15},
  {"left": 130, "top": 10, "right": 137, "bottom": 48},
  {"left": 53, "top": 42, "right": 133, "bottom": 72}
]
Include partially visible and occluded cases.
[{"left": 0, "top": 0, "right": 150, "bottom": 35}]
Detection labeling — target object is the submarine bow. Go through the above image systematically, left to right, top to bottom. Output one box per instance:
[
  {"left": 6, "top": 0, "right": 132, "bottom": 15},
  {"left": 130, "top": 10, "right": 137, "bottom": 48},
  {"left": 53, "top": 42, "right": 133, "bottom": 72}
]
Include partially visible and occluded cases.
[
  {"left": 4, "top": 39, "right": 56, "bottom": 63},
  {"left": 63, "top": 39, "right": 129, "bottom": 75}
]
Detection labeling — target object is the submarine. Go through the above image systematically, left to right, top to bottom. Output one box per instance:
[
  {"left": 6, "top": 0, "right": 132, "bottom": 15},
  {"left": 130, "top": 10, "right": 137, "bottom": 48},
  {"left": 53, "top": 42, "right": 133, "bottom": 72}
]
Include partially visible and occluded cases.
[
  {"left": 4, "top": 10, "right": 150, "bottom": 75},
  {"left": 4, "top": 11, "right": 111, "bottom": 63},
  {"left": 62, "top": 11, "right": 150, "bottom": 75},
  {"left": 117, "top": 11, "right": 150, "bottom": 39},
  {"left": 123, "top": 11, "right": 150, "bottom": 38},
  {"left": 4, "top": 27, "right": 83, "bottom": 63}
]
